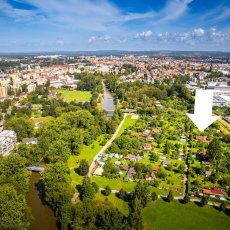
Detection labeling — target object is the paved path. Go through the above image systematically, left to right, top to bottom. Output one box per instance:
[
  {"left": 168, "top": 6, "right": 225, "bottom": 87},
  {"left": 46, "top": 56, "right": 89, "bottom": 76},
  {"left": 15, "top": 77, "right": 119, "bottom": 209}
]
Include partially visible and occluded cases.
[{"left": 88, "top": 113, "right": 128, "bottom": 176}]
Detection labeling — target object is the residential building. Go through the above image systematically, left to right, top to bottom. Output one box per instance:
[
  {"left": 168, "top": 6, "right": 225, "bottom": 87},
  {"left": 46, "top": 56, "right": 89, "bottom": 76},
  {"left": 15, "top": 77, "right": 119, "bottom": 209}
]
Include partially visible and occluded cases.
[
  {"left": 0, "top": 86, "right": 7, "bottom": 97},
  {"left": 213, "top": 95, "right": 230, "bottom": 107},
  {"left": 0, "top": 130, "right": 17, "bottom": 156}
]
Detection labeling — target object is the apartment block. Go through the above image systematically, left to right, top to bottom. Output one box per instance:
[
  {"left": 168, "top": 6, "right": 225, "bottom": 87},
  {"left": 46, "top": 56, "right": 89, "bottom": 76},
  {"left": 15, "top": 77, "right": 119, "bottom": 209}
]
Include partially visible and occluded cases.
[
  {"left": 0, "top": 86, "right": 7, "bottom": 98},
  {"left": 0, "top": 130, "right": 17, "bottom": 156}
]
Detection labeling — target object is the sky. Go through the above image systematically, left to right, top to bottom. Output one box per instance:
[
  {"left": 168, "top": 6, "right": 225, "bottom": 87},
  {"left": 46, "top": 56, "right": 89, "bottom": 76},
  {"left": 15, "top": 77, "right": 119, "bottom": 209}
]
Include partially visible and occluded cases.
[{"left": 0, "top": 0, "right": 229, "bottom": 52}]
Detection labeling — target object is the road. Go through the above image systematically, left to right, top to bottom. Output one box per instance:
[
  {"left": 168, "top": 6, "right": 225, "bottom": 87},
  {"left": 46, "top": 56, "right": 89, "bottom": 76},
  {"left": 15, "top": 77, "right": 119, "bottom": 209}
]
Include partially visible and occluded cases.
[{"left": 88, "top": 113, "right": 128, "bottom": 176}]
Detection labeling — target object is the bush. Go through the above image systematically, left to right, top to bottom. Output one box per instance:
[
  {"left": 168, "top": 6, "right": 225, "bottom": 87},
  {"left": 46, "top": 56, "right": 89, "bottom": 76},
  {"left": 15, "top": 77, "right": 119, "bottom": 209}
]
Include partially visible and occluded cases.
[
  {"left": 78, "top": 159, "right": 89, "bottom": 176},
  {"left": 153, "top": 180, "right": 159, "bottom": 188},
  {"left": 92, "top": 182, "right": 99, "bottom": 193},
  {"left": 103, "top": 185, "right": 111, "bottom": 196},
  {"left": 118, "top": 188, "right": 126, "bottom": 200},
  {"left": 167, "top": 190, "right": 174, "bottom": 203},
  {"left": 151, "top": 192, "right": 158, "bottom": 201},
  {"left": 183, "top": 195, "right": 190, "bottom": 204},
  {"left": 200, "top": 196, "right": 208, "bottom": 207}
]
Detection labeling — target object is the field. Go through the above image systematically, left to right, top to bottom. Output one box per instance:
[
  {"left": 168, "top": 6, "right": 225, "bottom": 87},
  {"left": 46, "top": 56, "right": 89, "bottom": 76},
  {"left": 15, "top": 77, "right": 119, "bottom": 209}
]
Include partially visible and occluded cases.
[
  {"left": 57, "top": 89, "right": 92, "bottom": 102},
  {"left": 117, "top": 115, "right": 138, "bottom": 137},
  {"left": 68, "top": 135, "right": 106, "bottom": 187},
  {"left": 95, "top": 193, "right": 129, "bottom": 216},
  {"left": 143, "top": 199, "right": 230, "bottom": 230}
]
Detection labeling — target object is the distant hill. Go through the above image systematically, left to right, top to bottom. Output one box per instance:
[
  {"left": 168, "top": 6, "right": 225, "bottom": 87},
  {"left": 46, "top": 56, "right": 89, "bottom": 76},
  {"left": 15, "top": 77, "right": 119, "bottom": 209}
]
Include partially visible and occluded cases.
[{"left": 1, "top": 50, "right": 230, "bottom": 57}]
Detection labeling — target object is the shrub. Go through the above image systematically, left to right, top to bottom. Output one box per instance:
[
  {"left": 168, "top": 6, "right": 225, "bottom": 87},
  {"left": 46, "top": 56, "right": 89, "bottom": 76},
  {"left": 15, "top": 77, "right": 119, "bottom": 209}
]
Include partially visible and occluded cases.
[
  {"left": 103, "top": 185, "right": 112, "bottom": 196},
  {"left": 167, "top": 190, "right": 174, "bottom": 203},
  {"left": 151, "top": 192, "right": 158, "bottom": 201},
  {"left": 183, "top": 195, "right": 190, "bottom": 204},
  {"left": 200, "top": 196, "right": 208, "bottom": 207}
]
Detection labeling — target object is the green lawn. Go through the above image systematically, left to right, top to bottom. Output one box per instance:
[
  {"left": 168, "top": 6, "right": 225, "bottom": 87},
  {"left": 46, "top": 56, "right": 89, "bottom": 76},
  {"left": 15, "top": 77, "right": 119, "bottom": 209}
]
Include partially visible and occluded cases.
[
  {"left": 57, "top": 89, "right": 92, "bottom": 102},
  {"left": 117, "top": 115, "right": 138, "bottom": 137},
  {"left": 31, "top": 116, "right": 54, "bottom": 123},
  {"left": 68, "top": 135, "right": 106, "bottom": 187},
  {"left": 91, "top": 176, "right": 136, "bottom": 192},
  {"left": 95, "top": 193, "right": 129, "bottom": 216},
  {"left": 143, "top": 199, "right": 230, "bottom": 230}
]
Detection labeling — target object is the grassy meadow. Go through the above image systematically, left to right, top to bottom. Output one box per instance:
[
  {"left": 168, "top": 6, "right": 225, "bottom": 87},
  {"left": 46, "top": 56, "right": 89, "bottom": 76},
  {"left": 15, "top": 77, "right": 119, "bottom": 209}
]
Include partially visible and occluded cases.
[{"left": 57, "top": 89, "right": 92, "bottom": 102}]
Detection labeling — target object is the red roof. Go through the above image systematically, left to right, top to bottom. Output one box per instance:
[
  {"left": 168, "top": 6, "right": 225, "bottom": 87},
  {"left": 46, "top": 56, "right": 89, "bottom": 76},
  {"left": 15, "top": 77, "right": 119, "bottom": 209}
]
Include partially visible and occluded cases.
[
  {"left": 196, "top": 136, "right": 206, "bottom": 141},
  {"left": 143, "top": 143, "right": 152, "bottom": 148},
  {"left": 199, "top": 152, "right": 208, "bottom": 157},
  {"left": 120, "top": 165, "right": 129, "bottom": 171},
  {"left": 152, "top": 167, "right": 160, "bottom": 171},
  {"left": 203, "top": 187, "right": 226, "bottom": 196}
]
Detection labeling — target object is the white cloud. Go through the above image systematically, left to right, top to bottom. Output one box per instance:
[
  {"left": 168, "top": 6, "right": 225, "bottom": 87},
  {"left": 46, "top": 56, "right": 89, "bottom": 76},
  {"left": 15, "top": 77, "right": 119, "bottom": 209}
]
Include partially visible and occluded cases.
[
  {"left": 0, "top": 0, "right": 156, "bottom": 31},
  {"left": 152, "top": 0, "right": 193, "bottom": 25},
  {"left": 200, "top": 5, "right": 230, "bottom": 23},
  {"left": 193, "top": 28, "right": 205, "bottom": 37},
  {"left": 208, "top": 28, "right": 230, "bottom": 43},
  {"left": 135, "top": 30, "right": 153, "bottom": 39},
  {"left": 157, "top": 32, "right": 170, "bottom": 41},
  {"left": 88, "top": 34, "right": 112, "bottom": 44},
  {"left": 88, "top": 36, "right": 97, "bottom": 44}
]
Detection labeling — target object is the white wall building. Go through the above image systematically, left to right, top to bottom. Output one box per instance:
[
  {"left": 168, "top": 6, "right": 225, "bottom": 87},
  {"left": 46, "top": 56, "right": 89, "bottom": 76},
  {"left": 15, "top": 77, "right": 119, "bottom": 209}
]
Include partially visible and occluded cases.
[{"left": 0, "top": 130, "right": 17, "bottom": 156}]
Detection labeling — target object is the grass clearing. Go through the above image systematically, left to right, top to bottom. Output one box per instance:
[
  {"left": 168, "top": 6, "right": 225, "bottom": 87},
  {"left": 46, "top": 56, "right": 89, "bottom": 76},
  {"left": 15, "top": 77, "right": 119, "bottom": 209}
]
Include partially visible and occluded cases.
[
  {"left": 57, "top": 89, "right": 92, "bottom": 102},
  {"left": 117, "top": 115, "right": 138, "bottom": 137},
  {"left": 31, "top": 116, "right": 54, "bottom": 123},
  {"left": 68, "top": 135, "right": 106, "bottom": 187},
  {"left": 91, "top": 176, "right": 135, "bottom": 192},
  {"left": 95, "top": 193, "right": 129, "bottom": 216},
  {"left": 143, "top": 199, "right": 230, "bottom": 230}
]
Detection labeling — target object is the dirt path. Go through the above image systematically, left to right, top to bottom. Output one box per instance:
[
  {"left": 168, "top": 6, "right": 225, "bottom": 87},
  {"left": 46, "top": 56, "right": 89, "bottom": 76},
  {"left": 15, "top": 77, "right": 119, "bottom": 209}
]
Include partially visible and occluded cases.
[{"left": 88, "top": 113, "right": 128, "bottom": 176}]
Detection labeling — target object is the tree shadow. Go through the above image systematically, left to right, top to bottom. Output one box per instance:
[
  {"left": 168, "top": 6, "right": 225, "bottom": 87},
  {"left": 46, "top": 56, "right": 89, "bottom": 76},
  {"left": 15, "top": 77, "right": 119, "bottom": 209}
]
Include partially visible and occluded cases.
[
  {"left": 74, "top": 167, "right": 80, "bottom": 175},
  {"left": 35, "top": 179, "right": 47, "bottom": 205},
  {"left": 161, "top": 197, "right": 169, "bottom": 202},
  {"left": 178, "top": 198, "right": 185, "bottom": 204},
  {"left": 194, "top": 201, "right": 202, "bottom": 207}
]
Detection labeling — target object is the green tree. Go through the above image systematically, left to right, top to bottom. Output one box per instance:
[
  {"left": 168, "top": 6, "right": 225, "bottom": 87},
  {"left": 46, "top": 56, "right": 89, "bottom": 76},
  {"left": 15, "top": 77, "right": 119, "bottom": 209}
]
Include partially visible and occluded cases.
[
  {"left": 4, "top": 117, "right": 34, "bottom": 141},
  {"left": 208, "top": 139, "right": 223, "bottom": 166},
  {"left": 0, "top": 154, "right": 30, "bottom": 194},
  {"left": 78, "top": 159, "right": 89, "bottom": 176},
  {"left": 178, "top": 164, "right": 185, "bottom": 174},
  {"left": 79, "top": 176, "right": 97, "bottom": 200},
  {"left": 133, "top": 181, "right": 151, "bottom": 207},
  {"left": 92, "top": 182, "right": 99, "bottom": 193},
  {"left": 0, "top": 184, "right": 29, "bottom": 230},
  {"left": 103, "top": 185, "right": 112, "bottom": 196},
  {"left": 118, "top": 188, "right": 126, "bottom": 200},
  {"left": 167, "top": 190, "right": 174, "bottom": 203},
  {"left": 151, "top": 192, "right": 158, "bottom": 201},
  {"left": 183, "top": 195, "right": 190, "bottom": 204},
  {"left": 200, "top": 196, "right": 208, "bottom": 207},
  {"left": 128, "top": 198, "right": 143, "bottom": 230}
]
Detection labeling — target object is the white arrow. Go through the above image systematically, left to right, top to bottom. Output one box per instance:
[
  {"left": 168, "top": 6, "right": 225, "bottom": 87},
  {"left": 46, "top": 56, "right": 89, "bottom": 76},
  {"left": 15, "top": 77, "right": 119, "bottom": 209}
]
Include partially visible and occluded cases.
[{"left": 187, "top": 89, "right": 219, "bottom": 132}]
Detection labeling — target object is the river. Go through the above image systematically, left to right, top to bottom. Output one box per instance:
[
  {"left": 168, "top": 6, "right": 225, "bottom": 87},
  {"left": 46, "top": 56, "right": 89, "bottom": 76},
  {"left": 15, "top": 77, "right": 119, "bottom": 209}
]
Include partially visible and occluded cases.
[
  {"left": 101, "top": 83, "right": 115, "bottom": 116},
  {"left": 27, "top": 172, "right": 57, "bottom": 230}
]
